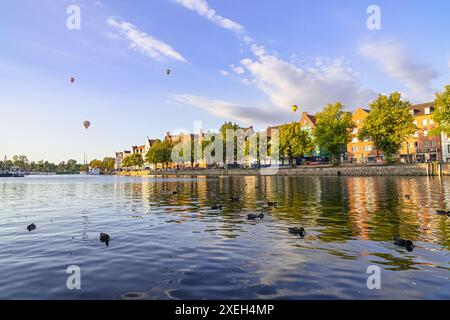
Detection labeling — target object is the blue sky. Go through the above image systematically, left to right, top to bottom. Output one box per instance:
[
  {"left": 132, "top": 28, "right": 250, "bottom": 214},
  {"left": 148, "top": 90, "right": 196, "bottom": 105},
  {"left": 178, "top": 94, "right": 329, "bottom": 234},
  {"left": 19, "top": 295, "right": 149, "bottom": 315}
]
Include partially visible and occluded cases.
[{"left": 1, "top": 0, "right": 449, "bottom": 163}]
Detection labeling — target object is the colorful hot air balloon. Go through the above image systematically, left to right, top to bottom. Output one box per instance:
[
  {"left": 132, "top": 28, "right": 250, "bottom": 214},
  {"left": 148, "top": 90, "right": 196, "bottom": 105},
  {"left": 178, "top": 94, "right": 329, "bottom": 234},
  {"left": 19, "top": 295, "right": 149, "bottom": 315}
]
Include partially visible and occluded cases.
[
  {"left": 292, "top": 105, "right": 298, "bottom": 113},
  {"left": 83, "top": 121, "right": 91, "bottom": 130}
]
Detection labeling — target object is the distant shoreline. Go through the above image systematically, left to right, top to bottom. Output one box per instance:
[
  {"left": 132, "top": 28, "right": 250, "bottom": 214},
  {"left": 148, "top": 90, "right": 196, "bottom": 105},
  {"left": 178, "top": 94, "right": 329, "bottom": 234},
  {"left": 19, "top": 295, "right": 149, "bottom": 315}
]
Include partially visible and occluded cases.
[{"left": 116, "top": 163, "right": 450, "bottom": 177}]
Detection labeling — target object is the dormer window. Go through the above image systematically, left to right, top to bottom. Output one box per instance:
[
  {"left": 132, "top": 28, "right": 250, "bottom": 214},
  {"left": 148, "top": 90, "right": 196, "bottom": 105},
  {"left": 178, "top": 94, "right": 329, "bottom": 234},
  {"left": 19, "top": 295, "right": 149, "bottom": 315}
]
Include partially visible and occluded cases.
[{"left": 425, "top": 107, "right": 431, "bottom": 115}]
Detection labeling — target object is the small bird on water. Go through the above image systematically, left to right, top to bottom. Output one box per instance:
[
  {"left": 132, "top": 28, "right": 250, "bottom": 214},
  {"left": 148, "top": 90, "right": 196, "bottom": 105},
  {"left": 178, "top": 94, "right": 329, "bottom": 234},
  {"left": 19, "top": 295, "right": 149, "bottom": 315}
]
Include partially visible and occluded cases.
[
  {"left": 266, "top": 201, "right": 277, "bottom": 207},
  {"left": 211, "top": 205, "right": 223, "bottom": 210},
  {"left": 435, "top": 210, "right": 450, "bottom": 217},
  {"left": 247, "top": 213, "right": 264, "bottom": 220},
  {"left": 27, "top": 223, "right": 36, "bottom": 232},
  {"left": 288, "top": 227, "right": 306, "bottom": 238},
  {"left": 100, "top": 233, "right": 111, "bottom": 246},
  {"left": 393, "top": 236, "right": 414, "bottom": 252}
]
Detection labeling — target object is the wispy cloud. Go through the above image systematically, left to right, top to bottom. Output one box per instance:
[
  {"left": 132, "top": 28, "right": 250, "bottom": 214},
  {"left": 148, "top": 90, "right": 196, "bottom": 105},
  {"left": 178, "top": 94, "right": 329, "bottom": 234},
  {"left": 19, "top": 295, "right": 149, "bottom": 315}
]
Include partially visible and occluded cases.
[
  {"left": 175, "top": 0, "right": 243, "bottom": 32},
  {"left": 175, "top": 0, "right": 376, "bottom": 119},
  {"left": 106, "top": 16, "right": 186, "bottom": 62},
  {"left": 359, "top": 40, "right": 438, "bottom": 101},
  {"left": 238, "top": 49, "right": 376, "bottom": 113},
  {"left": 171, "top": 93, "right": 285, "bottom": 125}
]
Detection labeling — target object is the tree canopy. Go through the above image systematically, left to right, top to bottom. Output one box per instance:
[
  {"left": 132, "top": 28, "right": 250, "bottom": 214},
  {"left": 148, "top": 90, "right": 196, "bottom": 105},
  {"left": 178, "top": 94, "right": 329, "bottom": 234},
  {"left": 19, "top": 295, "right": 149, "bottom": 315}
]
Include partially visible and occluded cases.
[
  {"left": 432, "top": 85, "right": 450, "bottom": 135},
  {"left": 358, "top": 92, "right": 416, "bottom": 162},
  {"left": 314, "top": 102, "right": 355, "bottom": 163},
  {"left": 279, "top": 122, "right": 314, "bottom": 166},
  {"left": 145, "top": 140, "right": 172, "bottom": 167}
]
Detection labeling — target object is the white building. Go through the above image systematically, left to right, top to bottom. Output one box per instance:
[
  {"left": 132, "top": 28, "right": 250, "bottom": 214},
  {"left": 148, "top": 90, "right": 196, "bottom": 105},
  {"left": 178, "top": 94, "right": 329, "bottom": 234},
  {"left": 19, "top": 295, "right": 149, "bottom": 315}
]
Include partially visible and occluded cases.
[{"left": 442, "top": 133, "right": 450, "bottom": 162}]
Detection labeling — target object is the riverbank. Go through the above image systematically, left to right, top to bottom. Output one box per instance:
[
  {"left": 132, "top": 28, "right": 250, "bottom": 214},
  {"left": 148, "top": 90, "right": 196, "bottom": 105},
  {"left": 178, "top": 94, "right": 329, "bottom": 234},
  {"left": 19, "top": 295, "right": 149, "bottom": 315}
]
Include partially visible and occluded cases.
[{"left": 117, "top": 163, "right": 450, "bottom": 177}]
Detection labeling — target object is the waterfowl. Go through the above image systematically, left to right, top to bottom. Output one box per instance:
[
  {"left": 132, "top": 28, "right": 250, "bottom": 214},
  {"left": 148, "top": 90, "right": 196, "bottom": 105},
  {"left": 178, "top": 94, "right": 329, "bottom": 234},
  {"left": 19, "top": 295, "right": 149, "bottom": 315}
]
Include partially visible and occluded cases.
[
  {"left": 231, "top": 196, "right": 240, "bottom": 202},
  {"left": 266, "top": 201, "right": 277, "bottom": 207},
  {"left": 211, "top": 205, "right": 223, "bottom": 210},
  {"left": 435, "top": 210, "right": 450, "bottom": 216},
  {"left": 247, "top": 213, "right": 264, "bottom": 220},
  {"left": 27, "top": 223, "right": 36, "bottom": 232},
  {"left": 288, "top": 227, "right": 306, "bottom": 238},
  {"left": 100, "top": 233, "right": 111, "bottom": 246},
  {"left": 393, "top": 236, "right": 414, "bottom": 252}
]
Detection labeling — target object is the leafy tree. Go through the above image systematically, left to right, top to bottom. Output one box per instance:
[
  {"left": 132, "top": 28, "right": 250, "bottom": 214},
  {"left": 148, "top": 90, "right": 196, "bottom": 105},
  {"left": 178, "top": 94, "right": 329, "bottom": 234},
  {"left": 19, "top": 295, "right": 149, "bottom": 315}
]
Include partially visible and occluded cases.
[
  {"left": 431, "top": 85, "right": 450, "bottom": 135},
  {"left": 358, "top": 92, "right": 416, "bottom": 163},
  {"left": 314, "top": 102, "right": 355, "bottom": 164},
  {"left": 220, "top": 122, "right": 242, "bottom": 164},
  {"left": 279, "top": 122, "right": 314, "bottom": 166},
  {"left": 145, "top": 140, "right": 172, "bottom": 168},
  {"left": 122, "top": 153, "right": 144, "bottom": 169},
  {"left": 12, "top": 155, "right": 29, "bottom": 170},
  {"left": 102, "top": 157, "right": 116, "bottom": 173},
  {"left": 89, "top": 159, "right": 103, "bottom": 169}
]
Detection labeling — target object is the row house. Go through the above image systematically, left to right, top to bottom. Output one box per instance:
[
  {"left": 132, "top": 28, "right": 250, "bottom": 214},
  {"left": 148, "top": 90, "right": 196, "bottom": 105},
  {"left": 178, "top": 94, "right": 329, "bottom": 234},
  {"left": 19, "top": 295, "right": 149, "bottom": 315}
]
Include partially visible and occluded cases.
[
  {"left": 347, "top": 108, "right": 381, "bottom": 163},
  {"left": 114, "top": 150, "right": 131, "bottom": 170}
]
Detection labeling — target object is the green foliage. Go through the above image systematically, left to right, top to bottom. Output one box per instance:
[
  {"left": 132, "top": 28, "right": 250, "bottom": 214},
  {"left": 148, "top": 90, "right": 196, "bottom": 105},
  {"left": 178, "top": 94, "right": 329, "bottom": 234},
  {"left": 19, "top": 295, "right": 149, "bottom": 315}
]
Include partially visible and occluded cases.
[
  {"left": 431, "top": 85, "right": 450, "bottom": 135},
  {"left": 358, "top": 92, "right": 416, "bottom": 162},
  {"left": 314, "top": 102, "right": 355, "bottom": 163},
  {"left": 280, "top": 122, "right": 314, "bottom": 166},
  {"left": 145, "top": 140, "right": 172, "bottom": 167},
  {"left": 122, "top": 153, "right": 144, "bottom": 169},
  {"left": 102, "top": 157, "right": 116, "bottom": 173}
]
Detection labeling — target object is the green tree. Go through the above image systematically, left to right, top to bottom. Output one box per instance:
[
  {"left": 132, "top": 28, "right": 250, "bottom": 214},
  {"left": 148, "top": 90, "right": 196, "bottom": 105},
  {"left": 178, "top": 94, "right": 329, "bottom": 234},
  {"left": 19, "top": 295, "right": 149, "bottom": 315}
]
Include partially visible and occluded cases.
[
  {"left": 431, "top": 85, "right": 450, "bottom": 135},
  {"left": 358, "top": 92, "right": 416, "bottom": 163},
  {"left": 314, "top": 102, "right": 355, "bottom": 164},
  {"left": 220, "top": 122, "right": 242, "bottom": 164},
  {"left": 279, "top": 122, "right": 314, "bottom": 166},
  {"left": 145, "top": 140, "right": 172, "bottom": 168},
  {"left": 122, "top": 153, "right": 144, "bottom": 169},
  {"left": 12, "top": 155, "right": 29, "bottom": 170},
  {"left": 102, "top": 157, "right": 116, "bottom": 173},
  {"left": 89, "top": 159, "right": 103, "bottom": 169}
]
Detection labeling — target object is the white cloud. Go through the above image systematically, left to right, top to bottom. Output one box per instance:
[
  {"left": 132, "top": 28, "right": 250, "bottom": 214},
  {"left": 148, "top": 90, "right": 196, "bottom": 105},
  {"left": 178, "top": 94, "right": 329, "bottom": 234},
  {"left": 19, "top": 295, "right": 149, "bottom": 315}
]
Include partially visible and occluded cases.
[
  {"left": 175, "top": 0, "right": 243, "bottom": 32},
  {"left": 175, "top": 0, "right": 376, "bottom": 119},
  {"left": 107, "top": 16, "right": 186, "bottom": 62},
  {"left": 359, "top": 40, "right": 438, "bottom": 102},
  {"left": 238, "top": 49, "right": 376, "bottom": 113},
  {"left": 230, "top": 64, "right": 245, "bottom": 75},
  {"left": 219, "top": 70, "right": 229, "bottom": 76},
  {"left": 171, "top": 94, "right": 285, "bottom": 125}
]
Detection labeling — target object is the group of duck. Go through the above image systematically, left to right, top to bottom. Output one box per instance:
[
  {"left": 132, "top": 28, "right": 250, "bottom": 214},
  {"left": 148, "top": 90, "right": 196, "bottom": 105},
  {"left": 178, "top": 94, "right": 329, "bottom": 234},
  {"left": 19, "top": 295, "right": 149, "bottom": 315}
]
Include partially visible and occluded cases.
[{"left": 24, "top": 193, "right": 449, "bottom": 251}]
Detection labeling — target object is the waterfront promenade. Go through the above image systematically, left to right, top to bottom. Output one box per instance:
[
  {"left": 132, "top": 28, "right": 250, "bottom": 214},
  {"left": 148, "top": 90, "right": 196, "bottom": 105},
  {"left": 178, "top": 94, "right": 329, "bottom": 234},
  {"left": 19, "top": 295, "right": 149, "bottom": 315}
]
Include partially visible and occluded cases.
[{"left": 117, "top": 163, "right": 450, "bottom": 177}]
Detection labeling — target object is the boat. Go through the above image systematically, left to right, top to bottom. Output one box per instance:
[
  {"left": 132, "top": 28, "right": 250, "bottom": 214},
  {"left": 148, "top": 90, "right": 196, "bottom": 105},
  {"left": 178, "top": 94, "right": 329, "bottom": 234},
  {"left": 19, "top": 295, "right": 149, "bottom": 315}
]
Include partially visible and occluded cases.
[{"left": 0, "top": 167, "right": 25, "bottom": 178}]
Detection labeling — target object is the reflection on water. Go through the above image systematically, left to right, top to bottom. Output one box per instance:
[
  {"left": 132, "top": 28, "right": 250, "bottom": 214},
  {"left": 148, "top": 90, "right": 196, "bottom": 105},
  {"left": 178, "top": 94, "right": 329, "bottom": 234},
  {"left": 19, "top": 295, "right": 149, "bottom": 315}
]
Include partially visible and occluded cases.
[{"left": 0, "top": 175, "right": 448, "bottom": 299}]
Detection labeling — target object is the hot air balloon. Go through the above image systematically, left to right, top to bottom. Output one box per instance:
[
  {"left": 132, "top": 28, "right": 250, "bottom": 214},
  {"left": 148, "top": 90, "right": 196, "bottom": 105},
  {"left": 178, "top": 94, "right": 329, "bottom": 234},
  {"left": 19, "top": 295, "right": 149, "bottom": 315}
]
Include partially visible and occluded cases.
[
  {"left": 166, "top": 69, "right": 171, "bottom": 76},
  {"left": 70, "top": 77, "right": 76, "bottom": 84},
  {"left": 292, "top": 105, "right": 298, "bottom": 113},
  {"left": 83, "top": 121, "right": 91, "bottom": 130}
]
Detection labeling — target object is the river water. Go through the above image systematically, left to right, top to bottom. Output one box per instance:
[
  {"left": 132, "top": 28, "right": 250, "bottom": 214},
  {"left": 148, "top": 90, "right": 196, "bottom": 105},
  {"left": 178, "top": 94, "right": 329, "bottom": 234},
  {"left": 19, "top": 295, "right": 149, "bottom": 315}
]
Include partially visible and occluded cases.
[{"left": 0, "top": 175, "right": 448, "bottom": 299}]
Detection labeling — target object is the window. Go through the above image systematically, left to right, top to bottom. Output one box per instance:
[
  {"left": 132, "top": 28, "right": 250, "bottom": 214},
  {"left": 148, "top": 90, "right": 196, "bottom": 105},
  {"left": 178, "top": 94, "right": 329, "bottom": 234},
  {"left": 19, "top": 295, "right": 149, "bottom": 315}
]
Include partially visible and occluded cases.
[
  {"left": 425, "top": 107, "right": 431, "bottom": 115},
  {"left": 356, "top": 119, "right": 360, "bottom": 124},
  {"left": 423, "top": 119, "right": 428, "bottom": 126},
  {"left": 430, "top": 119, "right": 434, "bottom": 125},
  {"left": 413, "top": 120, "right": 417, "bottom": 126},
  {"left": 352, "top": 128, "right": 359, "bottom": 134},
  {"left": 424, "top": 130, "right": 428, "bottom": 137},
  {"left": 414, "top": 131, "right": 419, "bottom": 137},
  {"left": 352, "top": 137, "right": 358, "bottom": 143},
  {"left": 425, "top": 141, "right": 429, "bottom": 147},
  {"left": 430, "top": 141, "right": 435, "bottom": 147},
  {"left": 415, "top": 142, "right": 418, "bottom": 148},
  {"left": 364, "top": 145, "right": 372, "bottom": 152},
  {"left": 448, "top": 145, "right": 450, "bottom": 153}
]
